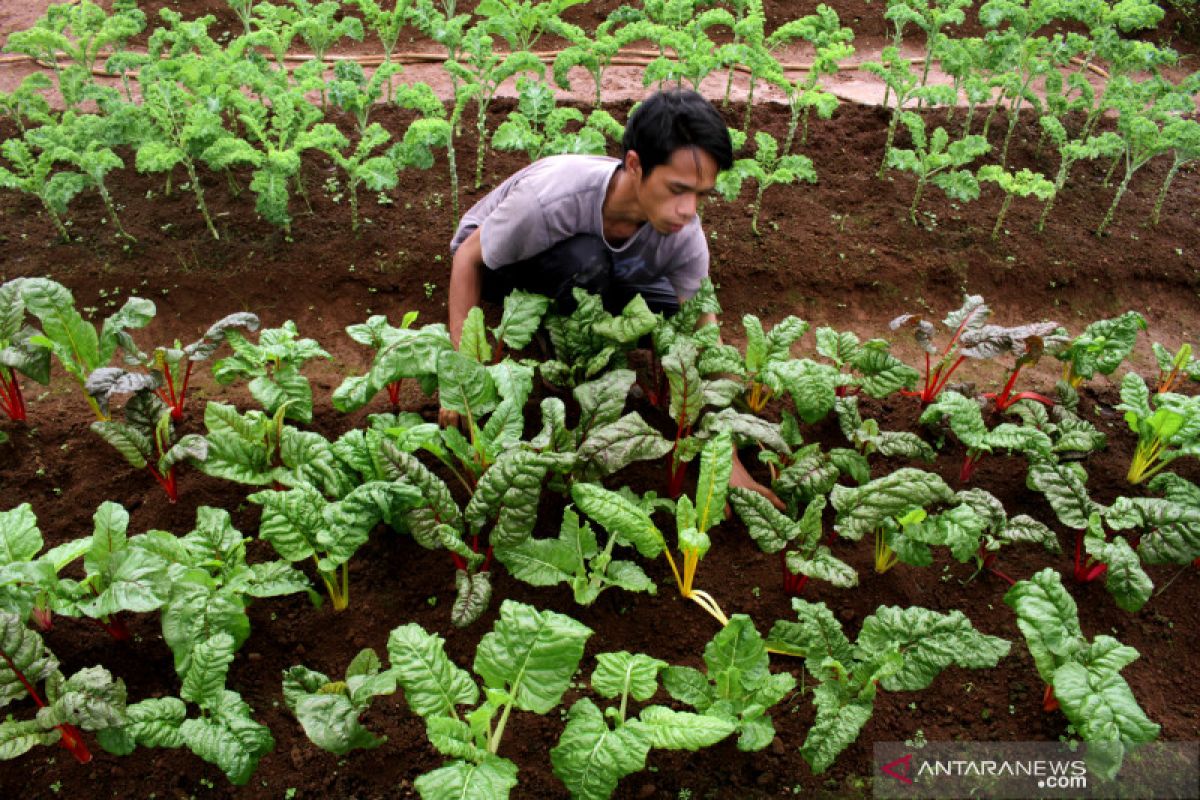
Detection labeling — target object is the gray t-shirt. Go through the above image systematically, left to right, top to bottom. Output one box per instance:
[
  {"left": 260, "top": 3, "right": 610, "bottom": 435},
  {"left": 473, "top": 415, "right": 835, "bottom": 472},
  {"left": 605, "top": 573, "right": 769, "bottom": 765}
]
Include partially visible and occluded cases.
[{"left": 449, "top": 154, "right": 709, "bottom": 300}]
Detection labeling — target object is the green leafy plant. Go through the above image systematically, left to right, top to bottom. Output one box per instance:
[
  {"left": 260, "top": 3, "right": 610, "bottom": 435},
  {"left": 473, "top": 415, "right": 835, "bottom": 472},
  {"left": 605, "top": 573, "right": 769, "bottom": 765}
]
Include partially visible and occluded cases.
[
  {"left": 350, "top": 0, "right": 415, "bottom": 101},
  {"left": 550, "top": 8, "right": 643, "bottom": 107},
  {"left": 863, "top": 47, "right": 957, "bottom": 177},
  {"left": 0, "top": 73, "right": 54, "bottom": 134},
  {"left": 885, "top": 112, "right": 990, "bottom": 224},
  {"left": 1149, "top": 117, "right": 1200, "bottom": 226},
  {"left": 716, "top": 130, "right": 816, "bottom": 236},
  {"left": 0, "top": 131, "right": 88, "bottom": 242},
  {"left": 977, "top": 165, "right": 1054, "bottom": 239},
  {"left": 18, "top": 277, "right": 154, "bottom": 421},
  {"left": 0, "top": 280, "right": 51, "bottom": 423},
  {"left": 541, "top": 290, "right": 658, "bottom": 390},
  {"left": 889, "top": 294, "right": 991, "bottom": 405},
  {"left": 1052, "top": 310, "right": 1147, "bottom": 389},
  {"left": 212, "top": 320, "right": 331, "bottom": 424},
  {"left": 814, "top": 326, "right": 918, "bottom": 399},
  {"left": 1151, "top": 341, "right": 1199, "bottom": 394},
  {"left": 1117, "top": 371, "right": 1200, "bottom": 484},
  {"left": 88, "top": 389, "right": 209, "bottom": 502},
  {"left": 920, "top": 390, "right": 1053, "bottom": 482},
  {"left": 835, "top": 395, "right": 935, "bottom": 462},
  {"left": 572, "top": 433, "right": 736, "bottom": 626},
  {"left": 730, "top": 489, "right": 856, "bottom": 596},
  {"left": 0, "top": 503, "right": 94, "bottom": 632},
  {"left": 1004, "top": 568, "right": 1158, "bottom": 778},
  {"left": 768, "top": 598, "right": 1009, "bottom": 773},
  {"left": 388, "top": 600, "right": 592, "bottom": 799},
  {"left": 0, "top": 610, "right": 127, "bottom": 764},
  {"left": 661, "top": 615, "right": 796, "bottom": 751},
  {"left": 283, "top": 648, "right": 396, "bottom": 754},
  {"left": 552, "top": 650, "right": 735, "bottom": 799}
]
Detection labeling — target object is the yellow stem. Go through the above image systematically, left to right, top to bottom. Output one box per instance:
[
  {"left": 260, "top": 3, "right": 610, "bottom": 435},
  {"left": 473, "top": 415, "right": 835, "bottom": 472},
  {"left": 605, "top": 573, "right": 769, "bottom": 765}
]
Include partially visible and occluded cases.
[
  {"left": 662, "top": 548, "right": 686, "bottom": 596},
  {"left": 689, "top": 589, "right": 729, "bottom": 626}
]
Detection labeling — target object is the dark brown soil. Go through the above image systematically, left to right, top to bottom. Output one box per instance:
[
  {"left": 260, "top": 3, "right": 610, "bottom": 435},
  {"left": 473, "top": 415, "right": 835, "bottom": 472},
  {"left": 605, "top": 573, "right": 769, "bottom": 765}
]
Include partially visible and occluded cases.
[{"left": 2, "top": 4, "right": 1200, "bottom": 800}]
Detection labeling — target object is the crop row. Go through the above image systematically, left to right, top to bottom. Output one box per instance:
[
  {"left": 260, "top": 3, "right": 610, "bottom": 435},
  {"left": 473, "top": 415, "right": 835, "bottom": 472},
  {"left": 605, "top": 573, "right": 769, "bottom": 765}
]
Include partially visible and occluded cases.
[
  {"left": 1, "top": 0, "right": 1198, "bottom": 245},
  {"left": 2, "top": 274, "right": 1198, "bottom": 794}
]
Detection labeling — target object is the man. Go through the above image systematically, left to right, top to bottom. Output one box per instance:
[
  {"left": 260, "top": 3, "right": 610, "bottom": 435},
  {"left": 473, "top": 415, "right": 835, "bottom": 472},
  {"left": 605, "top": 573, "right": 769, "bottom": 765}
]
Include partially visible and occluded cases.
[{"left": 444, "top": 89, "right": 780, "bottom": 507}]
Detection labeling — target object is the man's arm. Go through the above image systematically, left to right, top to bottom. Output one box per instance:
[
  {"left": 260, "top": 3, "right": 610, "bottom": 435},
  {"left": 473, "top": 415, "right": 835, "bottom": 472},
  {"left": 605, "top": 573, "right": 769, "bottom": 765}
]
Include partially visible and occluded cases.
[{"left": 447, "top": 226, "right": 485, "bottom": 349}]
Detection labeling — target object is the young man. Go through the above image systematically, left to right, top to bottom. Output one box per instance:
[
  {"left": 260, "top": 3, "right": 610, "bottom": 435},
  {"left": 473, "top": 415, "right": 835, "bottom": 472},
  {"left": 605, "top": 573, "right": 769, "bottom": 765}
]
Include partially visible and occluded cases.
[{"left": 444, "top": 89, "right": 780, "bottom": 507}]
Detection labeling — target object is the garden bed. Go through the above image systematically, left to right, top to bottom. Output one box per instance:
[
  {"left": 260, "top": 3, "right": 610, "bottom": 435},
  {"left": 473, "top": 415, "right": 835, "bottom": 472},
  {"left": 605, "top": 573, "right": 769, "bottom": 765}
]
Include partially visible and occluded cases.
[{"left": 1, "top": 1, "right": 1200, "bottom": 798}]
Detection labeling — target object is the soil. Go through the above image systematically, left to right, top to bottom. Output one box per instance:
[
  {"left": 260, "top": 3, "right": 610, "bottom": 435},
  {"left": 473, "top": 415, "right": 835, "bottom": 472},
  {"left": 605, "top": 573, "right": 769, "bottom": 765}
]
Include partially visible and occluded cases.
[{"left": 2, "top": 2, "right": 1200, "bottom": 800}]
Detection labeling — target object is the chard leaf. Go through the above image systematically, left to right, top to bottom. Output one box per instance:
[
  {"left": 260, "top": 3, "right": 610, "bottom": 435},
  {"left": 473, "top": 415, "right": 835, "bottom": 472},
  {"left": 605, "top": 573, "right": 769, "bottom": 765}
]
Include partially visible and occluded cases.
[
  {"left": 491, "top": 290, "right": 550, "bottom": 350},
  {"left": 591, "top": 294, "right": 655, "bottom": 343},
  {"left": 662, "top": 340, "right": 704, "bottom": 430},
  {"left": 437, "top": 350, "right": 498, "bottom": 418},
  {"left": 773, "top": 359, "right": 840, "bottom": 424},
  {"left": 574, "top": 369, "right": 635, "bottom": 440},
  {"left": 698, "top": 408, "right": 788, "bottom": 453},
  {"left": 575, "top": 412, "right": 672, "bottom": 480},
  {"left": 91, "top": 420, "right": 151, "bottom": 468},
  {"left": 694, "top": 432, "right": 733, "bottom": 534},
  {"left": 378, "top": 443, "right": 461, "bottom": 550},
  {"left": 464, "top": 451, "right": 574, "bottom": 545},
  {"left": 1027, "top": 458, "right": 1101, "bottom": 529},
  {"left": 830, "top": 468, "right": 954, "bottom": 541},
  {"left": 571, "top": 483, "right": 665, "bottom": 559},
  {"left": 250, "top": 485, "right": 326, "bottom": 563},
  {"left": 729, "top": 488, "right": 799, "bottom": 554},
  {"left": 1108, "top": 490, "right": 1200, "bottom": 564},
  {"left": 0, "top": 504, "right": 41, "bottom": 564},
  {"left": 1085, "top": 535, "right": 1153, "bottom": 613},
  {"left": 493, "top": 537, "right": 577, "bottom": 587},
  {"left": 786, "top": 548, "right": 857, "bottom": 588},
  {"left": 602, "top": 560, "right": 654, "bottom": 596},
  {"left": 1003, "top": 568, "right": 1084, "bottom": 683},
  {"left": 451, "top": 569, "right": 492, "bottom": 628},
  {"left": 161, "top": 581, "right": 250, "bottom": 676},
  {"left": 473, "top": 600, "right": 592, "bottom": 714},
  {"left": 765, "top": 600, "right": 854, "bottom": 672},
  {"left": 855, "top": 606, "right": 1010, "bottom": 691},
  {"left": 0, "top": 611, "right": 58, "bottom": 707},
  {"left": 702, "top": 615, "right": 770, "bottom": 695},
  {"left": 388, "top": 623, "right": 478, "bottom": 718},
  {"left": 180, "top": 633, "right": 236, "bottom": 708},
  {"left": 592, "top": 652, "right": 667, "bottom": 701},
  {"left": 36, "top": 665, "right": 126, "bottom": 731},
  {"left": 661, "top": 665, "right": 711, "bottom": 711},
  {"left": 802, "top": 677, "right": 876, "bottom": 774},
  {"left": 292, "top": 692, "right": 384, "bottom": 754},
  {"left": 177, "top": 695, "right": 274, "bottom": 786},
  {"left": 121, "top": 696, "right": 187, "bottom": 749},
  {"left": 550, "top": 698, "right": 653, "bottom": 800},
  {"left": 637, "top": 705, "right": 736, "bottom": 749},
  {"left": 424, "top": 716, "right": 488, "bottom": 762},
  {"left": 0, "top": 718, "right": 59, "bottom": 759},
  {"left": 414, "top": 755, "right": 519, "bottom": 800}
]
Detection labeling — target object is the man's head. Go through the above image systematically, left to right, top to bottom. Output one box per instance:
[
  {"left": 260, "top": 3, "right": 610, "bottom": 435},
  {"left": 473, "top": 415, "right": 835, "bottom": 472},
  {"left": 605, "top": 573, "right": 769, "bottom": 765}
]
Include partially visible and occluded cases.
[{"left": 621, "top": 90, "right": 732, "bottom": 235}]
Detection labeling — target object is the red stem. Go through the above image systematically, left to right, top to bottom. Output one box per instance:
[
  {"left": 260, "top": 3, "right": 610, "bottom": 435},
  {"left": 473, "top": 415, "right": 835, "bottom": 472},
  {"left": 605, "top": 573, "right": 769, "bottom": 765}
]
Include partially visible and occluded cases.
[
  {"left": 175, "top": 361, "right": 193, "bottom": 420},
  {"left": 0, "top": 368, "right": 26, "bottom": 421},
  {"left": 386, "top": 380, "right": 401, "bottom": 410},
  {"left": 959, "top": 451, "right": 982, "bottom": 483},
  {"left": 148, "top": 466, "right": 179, "bottom": 503},
  {"left": 1073, "top": 530, "right": 1107, "bottom": 582},
  {"left": 780, "top": 553, "right": 809, "bottom": 595},
  {"left": 94, "top": 615, "right": 131, "bottom": 642},
  {"left": 0, "top": 650, "right": 91, "bottom": 763},
  {"left": 1043, "top": 684, "right": 1059, "bottom": 713}
]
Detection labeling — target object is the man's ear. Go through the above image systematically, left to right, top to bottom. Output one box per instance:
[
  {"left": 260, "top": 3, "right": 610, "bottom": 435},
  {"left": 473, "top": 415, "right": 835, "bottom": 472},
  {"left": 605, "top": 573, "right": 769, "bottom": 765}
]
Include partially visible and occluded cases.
[{"left": 624, "top": 150, "right": 642, "bottom": 179}]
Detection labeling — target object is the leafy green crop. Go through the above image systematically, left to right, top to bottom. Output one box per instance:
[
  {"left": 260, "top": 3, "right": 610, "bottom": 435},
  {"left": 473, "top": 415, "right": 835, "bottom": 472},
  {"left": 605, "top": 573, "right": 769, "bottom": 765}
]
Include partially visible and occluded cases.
[
  {"left": 885, "top": 112, "right": 989, "bottom": 224},
  {"left": 717, "top": 130, "right": 816, "bottom": 236},
  {"left": 0, "top": 280, "right": 51, "bottom": 423},
  {"left": 1052, "top": 310, "right": 1146, "bottom": 389},
  {"left": 212, "top": 320, "right": 331, "bottom": 424},
  {"left": 1117, "top": 372, "right": 1200, "bottom": 484},
  {"left": 1004, "top": 568, "right": 1158, "bottom": 778},
  {"left": 768, "top": 598, "right": 1009, "bottom": 773},
  {"left": 283, "top": 648, "right": 396, "bottom": 754}
]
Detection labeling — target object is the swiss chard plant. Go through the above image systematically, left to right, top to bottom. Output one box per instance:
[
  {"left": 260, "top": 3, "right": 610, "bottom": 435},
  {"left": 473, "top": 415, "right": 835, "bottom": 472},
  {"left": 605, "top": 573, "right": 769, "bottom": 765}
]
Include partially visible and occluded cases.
[
  {"left": 716, "top": 129, "right": 817, "bottom": 236},
  {"left": 18, "top": 277, "right": 154, "bottom": 421},
  {"left": 0, "top": 280, "right": 51, "bottom": 423},
  {"left": 541, "top": 289, "right": 658, "bottom": 389},
  {"left": 889, "top": 294, "right": 992, "bottom": 405},
  {"left": 1052, "top": 310, "right": 1146, "bottom": 389},
  {"left": 333, "top": 311, "right": 451, "bottom": 413},
  {"left": 697, "top": 313, "right": 808, "bottom": 414},
  {"left": 212, "top": 320, "right": 330, "bottom": 424},
  {"left": 814, "top": 326, "right": 918, "bottom": 399},
  {"left": 1151, "top": 341, "right": 1199, "bottom": 394},
  {"left": 1117, "top": 371, "right": 1200, "bottom": 485},
  {"left": 88, "top": 389, "right": 209, "bottom": 502},
  {"left": 920, "top": 390, "right": 1053, "bottom": 482},
  {"left": 835, "top": 395, "right": 936, "bottom": 463},
  {"left": 572, "top": 433, "right": 736, "bottom": 626},
  {"left": 1107, "top": 472, "right": 1200, "bottom": 570},
  {"left": 729, "top": 489, "right": 856, "bottom": 596},
  {"left": 0, "top": 503, "right": 93, "bottom": 632},
  {"left": 1004, "top": 568, "right": 1159, "bottom": 778},
  {"left": 768, "top": 598, "right": 1009, "bottom": 773},
  {"left": 388, "top": 600, "right": 592, "bottom": 799},
  {"left": 0, "top": 610, "right": 128, "bottom": 765},
  {"left": 661, "top": 615, "right": 797, "bottom": 752},
  {"left": 98, "top": 632, "right": 275, "bottom": 785},
  {"left": 283, "top": 648, "right": 397, "bottom": 754},
  {"left": 551, "top": 649, "right": 736, "bottom": 799}
]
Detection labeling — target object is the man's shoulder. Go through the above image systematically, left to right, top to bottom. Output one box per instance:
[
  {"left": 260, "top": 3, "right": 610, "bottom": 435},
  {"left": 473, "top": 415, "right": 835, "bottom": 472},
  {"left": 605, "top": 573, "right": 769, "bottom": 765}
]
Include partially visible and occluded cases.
[{"left": 512, "top": 155, "right": 619, "bottom": 203}]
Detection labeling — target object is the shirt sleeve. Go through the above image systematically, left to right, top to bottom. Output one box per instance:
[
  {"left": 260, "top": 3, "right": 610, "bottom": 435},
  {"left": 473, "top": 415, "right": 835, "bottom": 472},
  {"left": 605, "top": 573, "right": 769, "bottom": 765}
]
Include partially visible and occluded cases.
[{"left": 478, "top": 181, "right": 552, "bottom": 269}]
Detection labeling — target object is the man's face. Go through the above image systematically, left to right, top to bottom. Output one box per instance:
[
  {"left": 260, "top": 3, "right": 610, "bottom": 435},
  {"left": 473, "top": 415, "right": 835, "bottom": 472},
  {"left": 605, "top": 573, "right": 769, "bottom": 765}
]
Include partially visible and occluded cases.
[{"left": 628, "top": 146, "right": 718, "bottom": 235}]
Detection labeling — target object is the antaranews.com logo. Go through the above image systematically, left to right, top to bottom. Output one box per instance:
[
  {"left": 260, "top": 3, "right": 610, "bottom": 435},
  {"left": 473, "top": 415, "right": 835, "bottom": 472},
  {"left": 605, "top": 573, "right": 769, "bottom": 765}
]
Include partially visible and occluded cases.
[{"left": 872, "top": 741, "right": 1199, "bottom": 799}]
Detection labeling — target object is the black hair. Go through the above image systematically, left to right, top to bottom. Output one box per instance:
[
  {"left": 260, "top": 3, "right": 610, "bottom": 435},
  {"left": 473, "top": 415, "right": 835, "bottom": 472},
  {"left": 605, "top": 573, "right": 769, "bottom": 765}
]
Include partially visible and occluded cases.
[{"left": 621, "top": 89, "right": 733, "bottom": 178}]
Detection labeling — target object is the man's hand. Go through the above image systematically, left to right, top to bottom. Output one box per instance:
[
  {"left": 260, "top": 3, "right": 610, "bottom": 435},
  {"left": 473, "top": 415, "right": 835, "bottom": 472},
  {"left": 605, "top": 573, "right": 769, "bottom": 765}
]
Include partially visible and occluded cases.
[
  {"left": 439, "top": 408, "right": 461, "bottom": 429},
  {"left": 728, "top": 450, "right": 785, "bottom": 510}
]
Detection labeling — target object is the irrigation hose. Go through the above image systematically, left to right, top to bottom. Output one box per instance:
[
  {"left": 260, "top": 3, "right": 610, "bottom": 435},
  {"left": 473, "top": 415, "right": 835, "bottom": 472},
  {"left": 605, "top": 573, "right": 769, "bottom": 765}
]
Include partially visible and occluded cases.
[{"left": 0, "top": 45, "right": 1113, "bottom": 82}]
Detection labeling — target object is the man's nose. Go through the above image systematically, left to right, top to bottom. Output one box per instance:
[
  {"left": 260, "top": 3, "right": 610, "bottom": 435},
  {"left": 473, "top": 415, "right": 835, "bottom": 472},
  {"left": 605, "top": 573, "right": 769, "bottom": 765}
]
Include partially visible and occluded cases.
[{"left": 677, "top": 193, "right": 697, "bottom": 218}]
